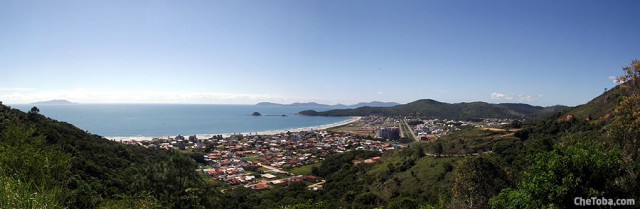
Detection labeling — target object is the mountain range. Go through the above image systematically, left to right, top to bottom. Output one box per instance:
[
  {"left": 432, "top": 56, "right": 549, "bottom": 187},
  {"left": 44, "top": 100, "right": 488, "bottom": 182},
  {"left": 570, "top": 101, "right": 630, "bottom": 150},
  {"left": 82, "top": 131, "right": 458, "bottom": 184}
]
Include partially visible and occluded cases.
[
  {"left": 299, "top": 99, "right": 570, "bottom": 120},
  {"left": 256, "top": 101, "right": 400, "bottom": 108}
]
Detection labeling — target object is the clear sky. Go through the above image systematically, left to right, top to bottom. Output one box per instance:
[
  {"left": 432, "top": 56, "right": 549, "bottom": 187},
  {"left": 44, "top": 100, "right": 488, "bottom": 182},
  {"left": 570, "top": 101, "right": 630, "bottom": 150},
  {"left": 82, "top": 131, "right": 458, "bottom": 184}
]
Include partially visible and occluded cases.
[{"left": 1, "top": 0, "right": 638, "bottom": 106}]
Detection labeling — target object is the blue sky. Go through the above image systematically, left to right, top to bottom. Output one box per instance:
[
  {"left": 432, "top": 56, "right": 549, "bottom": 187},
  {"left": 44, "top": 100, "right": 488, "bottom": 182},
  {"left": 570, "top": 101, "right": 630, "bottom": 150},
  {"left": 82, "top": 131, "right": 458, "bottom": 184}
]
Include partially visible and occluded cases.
[{"left": 1, "top": 0, "right": 638, "bottom": 106}]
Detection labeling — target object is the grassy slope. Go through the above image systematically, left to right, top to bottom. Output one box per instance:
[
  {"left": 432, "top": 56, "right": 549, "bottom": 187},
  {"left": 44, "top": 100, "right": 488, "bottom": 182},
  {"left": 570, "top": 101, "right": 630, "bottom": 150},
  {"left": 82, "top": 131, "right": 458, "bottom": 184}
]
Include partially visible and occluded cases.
[
  {"left": 564, "top": 85, "right": 625, "bottom": 120},
  {"left": 434, "top": 126, "right": 519, "bottom": 154},
  {"left": 366, "top": 154, "right": 459, "bottom": 203},
  {"left": 288, "top": 162, "right": 322, "bottom": 176}
]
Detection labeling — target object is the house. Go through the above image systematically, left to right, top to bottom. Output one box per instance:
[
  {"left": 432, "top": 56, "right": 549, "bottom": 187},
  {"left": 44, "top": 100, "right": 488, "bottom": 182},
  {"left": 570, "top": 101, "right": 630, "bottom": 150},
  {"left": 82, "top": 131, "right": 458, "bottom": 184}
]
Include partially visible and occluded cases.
[
  {"left": 226, "top": 168, "right": 240, "bottom": 175},
  {"left": 208, "top": 170, "right": 224, "bottom": 176},
  {"left": 262, "top": 173, "right": 277, "bottom": 179},
  {"left": 289, "top": 175, "right": 304, "bottom": 183},
  {"left": 305, "top": 175, "right": 319, "bottom": 182},
  {"left": 270, "top": 179, "right": 287, "bottom": 185},
  {"left": 253, "top": 184, "right": 270, "bottom": 190}
]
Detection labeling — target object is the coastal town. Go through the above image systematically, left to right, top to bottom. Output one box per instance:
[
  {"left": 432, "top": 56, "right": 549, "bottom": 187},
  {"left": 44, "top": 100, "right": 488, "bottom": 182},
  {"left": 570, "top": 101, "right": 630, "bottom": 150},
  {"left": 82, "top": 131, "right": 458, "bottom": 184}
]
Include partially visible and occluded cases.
[
  {"left": 121, "top": 116, "right": 517, "bottom": 191},
  {"left": 129, "top": 127, "right": 402, "bottom": 191}
]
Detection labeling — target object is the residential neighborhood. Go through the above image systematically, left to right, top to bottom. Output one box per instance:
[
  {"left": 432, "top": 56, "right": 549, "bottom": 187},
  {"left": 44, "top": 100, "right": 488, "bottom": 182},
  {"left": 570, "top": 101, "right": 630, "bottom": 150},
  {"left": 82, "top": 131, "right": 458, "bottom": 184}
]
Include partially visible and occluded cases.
[
  {"left": 119, "top": 116, "right": 517, "bottom": 190},
  {"left": 124, "top": 127, "right": 403, "bottom": 190}
]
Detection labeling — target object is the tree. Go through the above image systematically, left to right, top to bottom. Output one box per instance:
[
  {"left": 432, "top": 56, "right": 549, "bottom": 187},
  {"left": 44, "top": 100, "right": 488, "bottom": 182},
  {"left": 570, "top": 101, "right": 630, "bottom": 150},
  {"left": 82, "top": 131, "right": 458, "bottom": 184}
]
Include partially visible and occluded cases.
[
  {"left": 610, "top": 59, "right": 640, "bottom": 198},
  {"left": 612, "top": 59, "right": 640, "bottom": 160},
  {"left": 28, "top": 106, "right": 40, "bottom": 116},
  {"left": 509, "top": 120, "right": 522, "bottom": 129},
  {"left": 434, "top": 142, "right": 444, "bottom": 158},
  {"left": 489, "top": 142, "right": 622, "bottom": 209},
  {"left": 451, "top": 155, "right": 508, "bottom": 209},
  {"left": 353, "top": 192, "right": 384, "bottom": 207},
  {"left": 387, "top": 198, "right": 419, "bottom": 209},
  {"left": 280, "top": 201, "right": 331, "bottom": 209}
]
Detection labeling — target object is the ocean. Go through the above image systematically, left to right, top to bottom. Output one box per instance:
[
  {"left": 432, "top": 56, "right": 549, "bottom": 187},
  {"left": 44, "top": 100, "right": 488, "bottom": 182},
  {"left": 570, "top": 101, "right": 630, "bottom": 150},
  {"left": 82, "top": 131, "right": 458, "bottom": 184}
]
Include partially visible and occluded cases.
[{"left": 11, "top": 104, "right": 350, "bottom": 139}]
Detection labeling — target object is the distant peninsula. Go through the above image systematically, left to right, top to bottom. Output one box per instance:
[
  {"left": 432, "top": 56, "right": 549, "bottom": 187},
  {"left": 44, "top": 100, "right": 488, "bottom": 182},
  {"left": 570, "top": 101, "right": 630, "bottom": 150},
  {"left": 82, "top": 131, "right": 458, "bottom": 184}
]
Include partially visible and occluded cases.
[
  {"left": 30, "top": 99, "right": 76, "bottom": 105},
  {"left": 298, "top": 99, "right": 569, "bottom": 120},
  {"left": 256, "top": 101, "right": 400, "bottom": 108}
]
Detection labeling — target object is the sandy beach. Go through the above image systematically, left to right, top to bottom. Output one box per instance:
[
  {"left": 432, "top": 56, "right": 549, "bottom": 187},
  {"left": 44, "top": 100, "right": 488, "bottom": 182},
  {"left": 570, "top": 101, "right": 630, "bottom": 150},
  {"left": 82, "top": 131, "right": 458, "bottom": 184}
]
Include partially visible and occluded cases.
[{"left": 108, "top": 116, "right": 362, "bottom": 141}]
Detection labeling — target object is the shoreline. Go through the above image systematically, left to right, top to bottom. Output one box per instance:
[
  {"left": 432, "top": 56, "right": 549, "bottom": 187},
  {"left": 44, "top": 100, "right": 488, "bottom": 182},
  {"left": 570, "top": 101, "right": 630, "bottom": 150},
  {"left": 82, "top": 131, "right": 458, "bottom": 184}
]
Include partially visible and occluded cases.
[{"left": 107, "top": 116, "right": 361, "bottom": 141}]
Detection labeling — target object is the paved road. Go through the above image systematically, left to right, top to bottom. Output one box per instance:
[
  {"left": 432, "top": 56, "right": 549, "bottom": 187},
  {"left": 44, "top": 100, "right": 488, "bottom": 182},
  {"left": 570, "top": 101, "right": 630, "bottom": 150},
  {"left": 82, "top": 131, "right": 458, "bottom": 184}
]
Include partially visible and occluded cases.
[{"left": 403, "top": 120, "right": 419, "bottom": 142}]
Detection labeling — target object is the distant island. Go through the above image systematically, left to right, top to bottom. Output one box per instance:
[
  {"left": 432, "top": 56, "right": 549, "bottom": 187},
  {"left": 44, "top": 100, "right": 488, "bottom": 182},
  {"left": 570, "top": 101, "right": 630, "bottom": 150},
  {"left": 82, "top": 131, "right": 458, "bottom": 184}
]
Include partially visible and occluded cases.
[
  {"left": 30, "top": 99, "right": 76, "bottom": 105},
  {"left": 256, "top": 101, "right": 400, "bottom": 108}
]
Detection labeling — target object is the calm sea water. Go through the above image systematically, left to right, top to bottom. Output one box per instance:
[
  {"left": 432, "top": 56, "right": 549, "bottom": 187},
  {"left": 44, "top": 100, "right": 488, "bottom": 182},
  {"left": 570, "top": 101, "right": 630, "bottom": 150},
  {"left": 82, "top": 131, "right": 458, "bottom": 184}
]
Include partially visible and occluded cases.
[{"left": 12, "top": 104, "right": 349, "bottom": 138}]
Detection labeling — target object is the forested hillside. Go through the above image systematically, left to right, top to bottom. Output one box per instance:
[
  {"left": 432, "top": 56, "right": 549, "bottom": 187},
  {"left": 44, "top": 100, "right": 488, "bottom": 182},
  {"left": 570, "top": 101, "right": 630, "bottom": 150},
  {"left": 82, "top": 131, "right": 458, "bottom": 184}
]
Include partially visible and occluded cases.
[
  {"left": 299, "top": 99, "right": 568, "bottom": 120},
  {"left": 0, "top": 104, "right": 225, "bottom": 208}
]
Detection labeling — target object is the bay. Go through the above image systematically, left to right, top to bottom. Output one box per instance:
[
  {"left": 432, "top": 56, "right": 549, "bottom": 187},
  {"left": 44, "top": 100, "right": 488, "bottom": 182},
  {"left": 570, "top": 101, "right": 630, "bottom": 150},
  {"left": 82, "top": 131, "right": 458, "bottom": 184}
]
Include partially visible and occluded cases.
[{"left": 12, "top": 104, "right": 349, "bottom": 138}]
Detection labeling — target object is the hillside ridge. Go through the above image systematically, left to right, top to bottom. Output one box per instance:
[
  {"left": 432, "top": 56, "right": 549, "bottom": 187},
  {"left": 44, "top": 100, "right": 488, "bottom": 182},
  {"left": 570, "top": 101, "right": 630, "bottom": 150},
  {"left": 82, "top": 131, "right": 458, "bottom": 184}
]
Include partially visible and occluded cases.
[{"left": 299, "top": 99, "right": 569, "bottom": 120}]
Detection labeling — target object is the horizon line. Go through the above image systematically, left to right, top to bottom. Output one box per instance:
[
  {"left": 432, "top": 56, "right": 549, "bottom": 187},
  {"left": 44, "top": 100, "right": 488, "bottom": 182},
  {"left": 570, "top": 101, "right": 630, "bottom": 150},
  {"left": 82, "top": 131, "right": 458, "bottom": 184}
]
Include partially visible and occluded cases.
[{"left": 1, "top": 99, "right": 567, "bottom": 107}]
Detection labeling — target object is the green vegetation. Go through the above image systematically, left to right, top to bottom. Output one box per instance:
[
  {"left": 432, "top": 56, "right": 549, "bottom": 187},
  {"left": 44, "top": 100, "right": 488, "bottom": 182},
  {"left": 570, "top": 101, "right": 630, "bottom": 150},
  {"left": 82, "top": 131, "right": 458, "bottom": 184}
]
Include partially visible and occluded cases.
[
  {"left": 1, "top": 60, "right": 639, "bottom": 208},
  {"left": 284, "top": 60, "right": 640, "bottom": 208},
  {"left": 564, "top": 85, "right": 625, "bottom": 121},
  {"left": 299, "top": 99, "right": 568, "bottom": 120},
  {"left": 0, "top": 104, "right": 226, "bottom": 208},
  {"left": 325, "top": 120, "right": 360, "bottom": 130},
  {"left": 400, "top": 123, "right": 414, "bottom": 141},
  {"left": 0, "top": 124, "right": 68, "bottom": 209},
  {"left": 434, "top": 126, "right": 519, "bottom": 155},
  {"left": 489, "top": 142, "right": 621, "bottom": 208},
  {"left": 245, "top": 154, "right": 260, "bottom": 162},
  {"left": 451, "top": 155, "right": 509, "bottom": 208},
  {"left": 288, "top": 162, "right": 322, "bottom": 176},
  {"left": 0, "top": 176, "right": 65, "bottom": 209}
]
